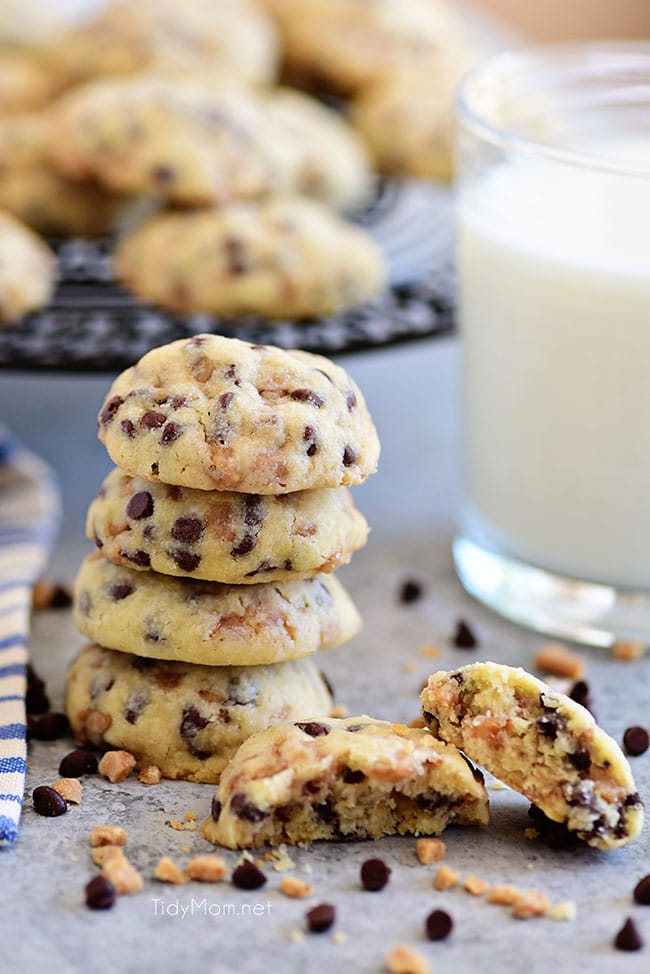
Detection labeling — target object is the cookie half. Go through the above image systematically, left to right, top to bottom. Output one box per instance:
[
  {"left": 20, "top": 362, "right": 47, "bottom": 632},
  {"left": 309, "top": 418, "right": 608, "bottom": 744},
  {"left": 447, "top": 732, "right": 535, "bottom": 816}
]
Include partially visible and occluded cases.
[
  {"left": 114, "top": 198, "right": 386, "bottom": 318},
  {"left": 97, "top": 334, "right": 380, "bottom": 493},
  {"left": 86, "top": 468, "right": 368, "bottom": 584},
  {"left": 74, "top": 552, "right": 361, "bottom": 666},
  {"left": 65, "top": 643, "right": 333, "bottom": 783},
  {"left": 420, "top": 662, "right": 644, "bottom": 850},
  {"left": 201, "top": 715, "right": 489, "bottom": 848}
]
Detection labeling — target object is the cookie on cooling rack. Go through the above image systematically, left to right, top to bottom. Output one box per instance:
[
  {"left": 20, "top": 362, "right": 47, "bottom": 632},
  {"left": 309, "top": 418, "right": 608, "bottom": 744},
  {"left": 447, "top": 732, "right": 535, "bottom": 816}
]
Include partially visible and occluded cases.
[{"left": 0, "top": 210, "right": 57, "bottom": 324}]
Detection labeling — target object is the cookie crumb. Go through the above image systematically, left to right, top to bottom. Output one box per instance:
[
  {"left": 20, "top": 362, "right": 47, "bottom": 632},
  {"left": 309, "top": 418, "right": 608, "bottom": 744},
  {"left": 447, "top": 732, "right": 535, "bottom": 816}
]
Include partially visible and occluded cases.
[
  {"left": 452, "top": 618, "right": 477, "bottom": 649},
  {"left": 612, "top": 640, "right": 646, "bottom": 661},
  {"left": 533, "top": 642, "right": 584, "bottom": 680},
  {"left": 419, "top": 644, "right": 440, "bottom": 658},
  {"left": 401, "top": 660, "right": 417, "bottom": 674},
  {"left": 330, "top": 703, "right": 349, "bottom": 718},
  {"left": 98, "top": 749, "right": 136, "bottom": 783},
  {"left": 138, "top": 764, "right": 161, "bottom": 785},
  {"left": 52, "top": 777, "right": 82, "bottom": 804},
  {"left": 184, "top": 810, "right": 196, "bottom": 822},
  {"left": 90, "top": 824, "right": 127, "bottom": 847},
  {"left": 524, "top": 828, "right": 540, "bottom": 840},
  {"left": 416, "top": 837, "right": 446, "bottom": 865},
  {"left": 260, "top": 845, "right": 295, "bottom": 872},
  {"left": 92, "top": 846, "right": 125, "bottom": 867},
  {"left": 187, "top": 854, "right": 227, "bottom": 882},
  {"left": 102, "top": 855, "right": 144, "bottom": 895},
  {"left": 155, "top": 857, "right": 188, "bottom": 885},
  {"left": 434, "top": 864, "right": 460, "bottom": 891},
  {"left": 464, "top": 874, "right": 490, "bottom": 896},
  {"left": 281, "top": 876, "right": 313, "bottom": 899},
  {"left": 488, "top": 884, "right": 520, "bottom": 906},
  {"left": 512, "top": 890, "right": 551, "bottom": 919},
  {"left": 548, "top": 900, "right": 576, "bottom": 921},
  {"left": 289, "top": 928, "right": 304, "bottom": 944},
  {"left": 331, "top": 931, "right": 348, "bottom": 945},
  {"left": 385, "top": 944, "right": 430, "bottom": 974}
]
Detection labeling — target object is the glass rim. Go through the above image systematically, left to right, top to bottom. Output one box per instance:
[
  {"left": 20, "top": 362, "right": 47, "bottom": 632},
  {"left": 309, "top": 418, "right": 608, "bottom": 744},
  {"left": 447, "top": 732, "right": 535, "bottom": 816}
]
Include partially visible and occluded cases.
[{"left": 456, "top": 40, "right": 650, "bottom": 177}]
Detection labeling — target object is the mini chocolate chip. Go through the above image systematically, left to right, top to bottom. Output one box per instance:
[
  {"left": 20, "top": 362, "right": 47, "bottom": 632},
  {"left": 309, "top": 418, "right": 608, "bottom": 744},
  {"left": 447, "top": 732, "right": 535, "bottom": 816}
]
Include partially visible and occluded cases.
[
  {"left": 152, "top": 164, "right": 175, "bottom": 183},
  {"left": 224, "top": 237, "right": 249, "bottom": 275},
  {"left": 225, "top": 364, "right": 240, "bottom": 384},
  {"left": 291, "top": 388, "right": 324, "bottom": 407},
  {"left": 346, "top": 390, "right": 357, "bottom": 411},
  {"left": 219, "top": 391, "right": 235, "bottom": 409},
  {"left": 164, "top": 394, "right": 187, "bottom": 409},
  {"left": 99, "top": 396, "right": 122, "bottom": 425},
  {"left": 140, "top": 410, "right": 166, "bottom": 429},
  {"left": 120, "top": 419, "right": 136, "bottom": 438},
  {"left": 161, "top": 422, "right": 181, "bottom": 444},
  {"left": 306, "top": 443, "right": 317, "bottom": 456},
  {"left": 342, "top": 445, "right": 358, "bottom": 467},
  {"left": 151, "top": 462, "right": 159, "bottom": 476},
  {"left": 126, "top": 491, "right": 154, "bottom": 520},
  {"left": 243, "top": 495, "right": 263, "bottom": 527},
  {"left": 171, "top": 516, "right": 204, "bottom": 544},
  {"left": 231, "top": 535, "right": 255, "bottom": 556},
  {"left": 122, "top": 549, "right": 151, "bottom": 568},
  {"left": 170, "top": 549, "right": 201, "bottom": 573},
  {"left": 399, "top": 579, "right": 423, "bottom": 604},
  {"left": 108, "top": 582, "right": 134, "bottom": 601},
  {"left": 452, "top": 618, "right": 477, "bottom": 649},
  {"left": 449, "top": 672, "right": 464, "bottom": 685},
  {"left": 124, "top": 690, "right": 148, "bottom": 725},
  {"left": 180, "top": 706, "right": 209, "bottom": 741},
  {"left": 30, "top": 711, "right": 69, "bottom": 741},
  {"left": 537, "top": 715, "right": 559, "bottom": 739},
  {"left": 295, "top": 721, "right": 330, "bottom": 737},
  {"left": 346, "top": 723, "right": 367, "bottom": 732},
  {"left": 623, "top": 725, "right": 649, "bottom": 756},
  {"left": 568, "top": 748, "right": 591, "bottom": 771},
  {"left": 59, "top": 749, "right": 98, "bottom": 777},
  {"left": 342, "top": 767, "right": 365, "bottom": 784},
  {"left": 32, "top": 785, "right": 67, "bottom": 817},
  {"left": 230, "top": 793, "right": 267, "bottom": 823},
  {"left": 211, "top": 797, "right": 222, "bottom": 821},
  {"left": 360, "top": 858, "right": 391, "bottom": 891},
  {"left": 232, "top": 860, "right": 267, "bottom": 890},
  {"left": 633, "top": 874, "right": 650, "bottom": 905},
  {"left": 86, "top": 875, "right": 116, "bottom": 910},
  {"left": 306, "top": 903, "right": 335, "bottom": 933},
  {"left": 426, "top": 908, "right": 453, "bottom": 941},
  {"left": 614, "top": 917, "right": 643, "bottom": 951}
]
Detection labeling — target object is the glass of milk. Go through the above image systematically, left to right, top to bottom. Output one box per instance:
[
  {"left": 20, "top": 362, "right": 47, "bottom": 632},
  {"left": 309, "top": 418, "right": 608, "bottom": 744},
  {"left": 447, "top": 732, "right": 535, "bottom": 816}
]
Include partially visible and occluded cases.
[{"left": 454, "top": 43, "right": 650, "bottom": 646}]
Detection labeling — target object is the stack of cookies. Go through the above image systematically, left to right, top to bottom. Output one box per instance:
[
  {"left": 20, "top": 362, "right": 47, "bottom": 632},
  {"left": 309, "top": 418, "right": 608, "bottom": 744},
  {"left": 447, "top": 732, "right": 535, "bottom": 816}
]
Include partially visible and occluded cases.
[{"left": 67, "top": 333, "right": 380, "bottom": 783}]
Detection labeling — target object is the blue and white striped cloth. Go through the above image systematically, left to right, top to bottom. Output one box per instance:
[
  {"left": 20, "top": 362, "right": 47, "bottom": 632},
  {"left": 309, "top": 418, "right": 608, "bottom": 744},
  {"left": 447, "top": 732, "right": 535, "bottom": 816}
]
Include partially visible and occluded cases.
[{"left": 0, "top": 426, "right": 60, "bottom": 846}]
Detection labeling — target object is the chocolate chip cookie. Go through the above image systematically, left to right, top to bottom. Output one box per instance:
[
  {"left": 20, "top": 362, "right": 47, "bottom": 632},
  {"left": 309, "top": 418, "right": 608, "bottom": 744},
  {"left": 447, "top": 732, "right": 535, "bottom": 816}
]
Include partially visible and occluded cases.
[
  {"left": 0, "top": 210, "right": 57, "bottom": 324},
  {"left": 97, "top": 334, "right": 380, "bottom": 493},
  {"left": 86, "top": 468, "right": 368, "bottom": 583},
  {"left": 74, "top": 552, "right": 361, "bottom": 666},
  {"left": 65, "top": 643, "right": 333, "bottom": 783},
  {"left": 421, "top": 662, "right": 644, "bottom": 850},
  {"left": 201, "top": 715, "right": 489, "bottom": 848}
]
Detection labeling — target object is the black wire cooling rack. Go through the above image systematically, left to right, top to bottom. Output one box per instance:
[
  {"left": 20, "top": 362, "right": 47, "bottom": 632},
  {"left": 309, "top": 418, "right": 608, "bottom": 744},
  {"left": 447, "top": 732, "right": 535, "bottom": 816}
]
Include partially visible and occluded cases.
[{"left": 0, "top": 180, "right": 455, "bottom": 372}]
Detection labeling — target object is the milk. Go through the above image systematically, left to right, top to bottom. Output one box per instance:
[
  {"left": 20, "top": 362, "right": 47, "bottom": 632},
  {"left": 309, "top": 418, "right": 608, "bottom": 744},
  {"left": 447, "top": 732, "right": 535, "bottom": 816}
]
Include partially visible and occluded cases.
[{"left": 459, "top": 142, "right": 650, "bottom": 589}]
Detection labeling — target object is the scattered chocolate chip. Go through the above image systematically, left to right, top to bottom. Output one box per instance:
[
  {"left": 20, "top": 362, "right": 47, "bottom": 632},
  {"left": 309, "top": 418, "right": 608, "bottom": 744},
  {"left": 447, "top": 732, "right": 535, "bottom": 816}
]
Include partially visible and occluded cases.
[
  {"left": 291, "top": 389, "right": 324, "bottom": 407},
  {"left": 99, "top": 396, "right": 122, "bottom": 425},
  {"left": 140, "top": 410, "right": 166, "bottom": 430},
  {"left": 120, "top": 419, "right": 136, "bottom": 438},
  {"left": 161, "top": 422, "right": 181, "bottom": 444},
  {"left": 342, "top": 445, "right": 358, "bottom": 467},
  {"left": 126, "top": 491, "right": 154, "bottom": 520},
  {"left": 122, "top": 549, "right": 151, "bottom": 568},
  {"left": 169, "top": 549, "right": 201, "bottom": 573},
  {"left": 399, "top": 579, "right": 423, "bottom": 604},
  {"left": 108, "top": 582, "right": 134, "bottom": 601},
  {"left": 452, "top": 619, "right": 477, "bottom": 649},
  {"left": 26, "top": 664, "right": 49, "bottom": 715},
  {"left": 569, "top": 679, "right": 595, "bottom": 715},
  {"left": 29, "top": 711, "right": 69, "bottom": 741},
  {"left": 294, "top": 721, "right": 330, "bottom": 737},
  {"left": 623, "top": 726, "right": 649, "bottom": 757},
  {"left": 59, "top": 749, "right": 98, "bottom": 777},
  {"left": 342, "top": 767, "right": 365, "bottom": 784},
  {"left": 32, "top": 785, "right": 67, "bottom": 817},
  {"left": 230, "top": 793, "right": 267, "bottom": 823},
  {"left": 211, "top": 797, "right": 222, "bottom": 821},
  {"left": 360, "top": 858, "right": 391, "bottom": 892},
  {"left": 232, "top": 860, "right": 267, "bottom": 890},
  {"left": 633, "top": 874, "right": 650, "bottom": 905},
  {"left": 85, "top": 876, "right": 116, "bottom": 910},
  {"left": 306, "top": 903, "right": 335, "bottom": 934},
  {"left": 426, "top": 908, "right": 453, "bottom": 941},
  {"left": 614, "top": 917, "right": 643, "bottom": 951}
]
